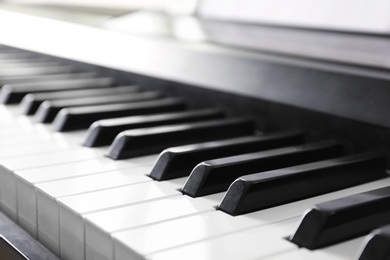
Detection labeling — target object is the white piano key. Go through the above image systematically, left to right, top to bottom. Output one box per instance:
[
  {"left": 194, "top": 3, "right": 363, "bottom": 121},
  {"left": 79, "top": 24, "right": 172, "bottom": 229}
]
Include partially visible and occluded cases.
[
  {"left": 0, "top": 105, "right": 21, "bottom": 124},
  {"left": 0, "top": 110, "right": 87, "bottom": 144},
  {"left": 16, "top": 116, "right": 88, "bottom": 145},
  {"left": 0, "top": 118, "right": 87, "bottom": 216},
  {"left": 0, "top": 123, "right": 24, "bottom": 131},
  {"left": 0, "top": 123, "right": 41, "bottom": 137},
  {"left": 0, "top": 126, "right": 85, "bottom": 147},
  {"left": 0, "top": 127, "right": 34, "bottom": 136},
  {"left": 44, "top": 130, "right": 88, "bottom": 145},
  {"left": 0, "top": 132, "right": 85, "bottom": 161},
  {"left": 0, "top": 135, "right": 45, "bottom": 146},
  {"left": 0, "top": 135, "right": 43, "bottom": 147},
  {"left": 0, "top": 141, "right": 74, "bottom": 205},
  {"left": 0, "top": 142, "right": 74, "bottom": 158},
  {"left": 3, "top": 146, "right": 106, "bottom": 170},
  {"left": 0, "top": 147, "right": 106, "bottom": 220},
  {"left": 17, "top": 154, "right": 156, "bottom": 184},
  {"left": 15, "top": 155, "right": 157, "bottom": 234},
  {"left": 33, "top": 166, "right": 153, "bottom": 254},
  {"left": 36, "top": 166, "right": 153, "bottom": 196},
  {"left": 111, "top": 177, "right": 390, "bottom": 260},
  {"left": 59, "top": 179, "right": 186, "bottom": 260},
  {"left": 84, "top": 193, "right": 223, "bottom": 260},
  {"left": 112, "top": 210, "right": 291, "bottom": 259},
  {"left": 138, "top": 218, "right": 299, "bottom": 260},
  {"left": 261, "top": 237, "right": 364, "bottom": 260},
  {"left": 298, "top": 237, "right": 364, "bottom": 260},
  {"left": 258, "top": 251, "right": 313, "bottom": 260}
]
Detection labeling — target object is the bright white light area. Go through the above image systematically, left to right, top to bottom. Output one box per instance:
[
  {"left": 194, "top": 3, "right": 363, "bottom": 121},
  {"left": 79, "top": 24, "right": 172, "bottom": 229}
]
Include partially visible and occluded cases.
[
  {"left": 2, "top": 0, "right": 198, "bottom": 15},
  {"left": 198, "top": 0, "right": 390, "bottom": 34},
  {"left": 173, "top": 16, "right": 206, "bottom": 42}
]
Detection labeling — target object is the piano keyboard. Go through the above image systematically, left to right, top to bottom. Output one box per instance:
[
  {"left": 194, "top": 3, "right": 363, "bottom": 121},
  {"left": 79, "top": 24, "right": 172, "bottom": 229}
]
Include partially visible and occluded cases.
[{"left": 0, "top": 45, "right": 389, "bottom": 260}]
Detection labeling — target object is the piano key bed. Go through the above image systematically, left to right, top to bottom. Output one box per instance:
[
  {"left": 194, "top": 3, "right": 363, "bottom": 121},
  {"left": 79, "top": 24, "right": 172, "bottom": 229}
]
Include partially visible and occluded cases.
[{"left": 0, "top": 44, "right": 389, "bottom": 260}]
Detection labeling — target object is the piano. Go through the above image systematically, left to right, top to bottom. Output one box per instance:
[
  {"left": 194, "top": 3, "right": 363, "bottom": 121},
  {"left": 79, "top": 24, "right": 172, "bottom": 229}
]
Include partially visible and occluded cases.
[{"left": 1, "top": 1, "right": 390, "bottom": 260}]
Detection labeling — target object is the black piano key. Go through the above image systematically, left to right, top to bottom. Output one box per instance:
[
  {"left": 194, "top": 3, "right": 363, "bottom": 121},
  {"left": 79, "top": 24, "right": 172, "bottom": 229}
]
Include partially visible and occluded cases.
[
  {"left": 0, "top": 77, "right": 114, "bottom": 104},
  {"left": 19, "top": 85, "right": 140, "bottom": 115},
  {"left": 34, "top": 91, "right": 162, "bottom": 123},
  {"left": 52, "top": 98, "right": 187, "bottom": 132},
  {"left": 83, "top": 108, "right": 225, "bottom": 147},
  {"left": 107, "top": 118, "right": 256, "bottom": 160},
  {"left": 149, "top": 131, "right": 305, "bottom": 181},
  {"left": 182, "top": 141, "right": 343, "bottom": 197},
  {"left": 218, "top": 153, "right": 386, "bottom": 216},
  {"left": 290, "top": 186, "right": 390, "bottom": 250},
  {"left": 357, "top": 225, "right": 390, "bottom": 260},
  {"left": 0, "top": 236, "right": 29, "bottom": 260}
]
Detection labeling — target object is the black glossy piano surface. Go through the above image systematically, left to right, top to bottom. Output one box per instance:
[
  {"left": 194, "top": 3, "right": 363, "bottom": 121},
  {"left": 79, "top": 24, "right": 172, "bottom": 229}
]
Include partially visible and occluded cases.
[
  {"left": 1, "top": 4, "right": 390, "bottom": 260},
  {"left": 0, "top": 212, "right": 58, "bottom": 260}
]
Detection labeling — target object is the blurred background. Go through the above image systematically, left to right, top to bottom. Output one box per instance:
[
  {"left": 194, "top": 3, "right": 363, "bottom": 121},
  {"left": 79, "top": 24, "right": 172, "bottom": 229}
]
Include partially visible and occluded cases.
[
  {"left": 0, "top": 0, "right": 198, "bottom": 25},
  {"left": 1, "top": 0, "right": 390, "bottom": 68},
  {"left": 2, "top": 0, "right": 390, "bottom": 34}
]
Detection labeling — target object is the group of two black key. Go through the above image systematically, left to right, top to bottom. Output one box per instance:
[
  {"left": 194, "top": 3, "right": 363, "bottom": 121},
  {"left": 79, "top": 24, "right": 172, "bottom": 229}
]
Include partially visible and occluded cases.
[{"left": 1, "top": 45, "right": 390, "bottom": 260}]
